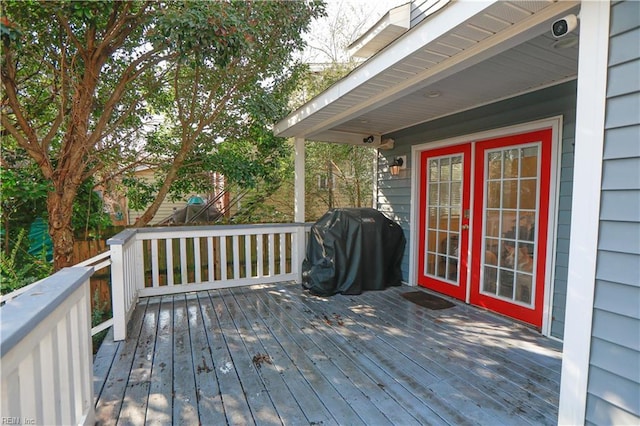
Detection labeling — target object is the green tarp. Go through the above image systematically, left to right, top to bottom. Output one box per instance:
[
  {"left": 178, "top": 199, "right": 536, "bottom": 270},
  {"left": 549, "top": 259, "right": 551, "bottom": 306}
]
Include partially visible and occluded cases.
[{"left": 28, "top": 217, "right": 53, "bottom": 262}]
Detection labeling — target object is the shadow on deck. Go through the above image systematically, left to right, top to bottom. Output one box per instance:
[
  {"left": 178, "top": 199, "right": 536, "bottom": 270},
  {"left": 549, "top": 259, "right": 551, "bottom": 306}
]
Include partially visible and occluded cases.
[{"left": 93, "top": 283, "right": 562, "bottom": 425}]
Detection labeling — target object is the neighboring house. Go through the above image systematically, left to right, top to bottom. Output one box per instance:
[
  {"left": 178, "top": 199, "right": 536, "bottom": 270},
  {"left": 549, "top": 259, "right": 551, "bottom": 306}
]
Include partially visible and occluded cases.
[
  {"left": 275, "top": 1, "right": 639, "bottom": 424},
  {"left": 126, "top": 167, "right": 228, "bottom": 225}
]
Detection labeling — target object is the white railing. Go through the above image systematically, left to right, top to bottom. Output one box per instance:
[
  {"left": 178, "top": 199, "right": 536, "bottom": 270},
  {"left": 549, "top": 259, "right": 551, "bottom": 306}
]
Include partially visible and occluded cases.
[
  {"left": 108, "top": 223, "right": 312, "bottom": 341},
  {"left": 1, "top": 251, "right": 114, "bottom": 337},
  {"left": 74, "top": 251, "right": 114, "bottom": 336},
  {"left": 0, "top": 267, "right": 95, "bottom": 426}
]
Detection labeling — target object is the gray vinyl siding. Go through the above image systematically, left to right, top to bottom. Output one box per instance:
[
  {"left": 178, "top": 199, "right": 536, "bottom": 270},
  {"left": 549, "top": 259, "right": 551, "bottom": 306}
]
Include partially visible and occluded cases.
[
  {"left": 586, "top": 1, "right": 640, "bottom": 424},
  {"left": 376, "top": 80, "right": 577, "bottom": 339}
]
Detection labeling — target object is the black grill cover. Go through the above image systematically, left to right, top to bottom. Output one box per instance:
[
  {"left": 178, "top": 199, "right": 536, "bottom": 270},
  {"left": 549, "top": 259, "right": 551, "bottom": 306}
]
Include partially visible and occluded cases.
[{"left": 302, "top": 208, "right": 406, "bottom": 296}]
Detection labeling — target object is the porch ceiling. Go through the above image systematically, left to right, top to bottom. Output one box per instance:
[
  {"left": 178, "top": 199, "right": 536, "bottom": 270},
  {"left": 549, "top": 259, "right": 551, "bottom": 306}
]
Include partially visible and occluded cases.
[{"left": 275, "top": 0, "right": 580, "bottom": 145}]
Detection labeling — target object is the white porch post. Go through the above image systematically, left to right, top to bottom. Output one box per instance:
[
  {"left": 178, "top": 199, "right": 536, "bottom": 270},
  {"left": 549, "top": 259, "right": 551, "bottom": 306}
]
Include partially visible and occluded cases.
[
  {"left": 558, "top": 1, "right": 610, "bottom": 424},
  {"left": 294, "top": 137, "right": 306, "bottom": 283},
  {"left": 110, "top": 241, "right": 127, "bottom": 341}
]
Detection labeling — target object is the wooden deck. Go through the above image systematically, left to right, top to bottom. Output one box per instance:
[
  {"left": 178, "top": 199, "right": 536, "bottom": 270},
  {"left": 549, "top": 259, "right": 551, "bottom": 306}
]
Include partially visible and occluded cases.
[{"left": 93, "top": 283, "right": 563, "bottom": 425}]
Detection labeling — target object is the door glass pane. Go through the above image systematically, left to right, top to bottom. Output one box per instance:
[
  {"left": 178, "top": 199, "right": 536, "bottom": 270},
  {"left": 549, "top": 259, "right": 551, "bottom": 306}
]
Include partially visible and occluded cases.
[
  {"left": 481, "top": 144, "right": 540, "bottom": 306},
  {"left": 521, "top": 147, "right": 538, "bottom": 177},
  {"left": 503, "top": 149, "right": 519, "bottom": 178},
  {"left": 488, "top": 152, "right": 502, "bottom": 179},
  {"left": 424, "top": 153, "right": 463, "bottom": 283},
  {"left": 440, "top": 157, "right": 451, "bottom": 180},
  {"left": 451, "top": 157, "right": 463, "bottom": 180},
  {"left": 429, "top": 159, "right": 439, "bottom": 180},
  {"left": 519, "top": 179, "right": 537, "bottom": 209},
  {"left": 502, "top": 180, "right": 518, "bottom": 209},
  {"left": 439, "top": 182, "right": 450, "bottom": 206},
  {"left": 451, "top": 182, "right": 462, "bottom": 206},
  {"left": 487, "top": 182, "right": 501, "bottom": 208},
  {"left": 428, "top": 206, "right": 437, "bottom": 226},
  {"left": 438, "top": 208, "right": 449, "bottom": 230},
  {"left": 501, "top": 210, "right": 517, "bottom": 238},
  {"left": 485, "top": 211, "right": 500, "bottom": 237},
  {"left": 518, "top": 212, "right": 535, "bottom": 242},
  {"left": 485, "top": 238, "right": 499, "bottom": 265},
  {"left": 427, "top": 253, "right": 436, "bottom": 275},
  {"left": 483, "top": 266, "right": 498, "bottom": 294},
  {"left": 498, "top": 268, "right": 514, "bottom": 298},
  {"left": 515, "top": 273, "right": 532, "bottom": 304}
]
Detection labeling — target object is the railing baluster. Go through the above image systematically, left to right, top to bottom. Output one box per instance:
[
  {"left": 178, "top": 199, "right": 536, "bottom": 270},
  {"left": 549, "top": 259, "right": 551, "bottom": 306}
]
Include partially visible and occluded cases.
[
  {"left": 268, "top": 233, "right": 275, "bottom": 277},
  {"left": 280, "top": 233, "right": 287, "bottom": 274},
  {"left": 245, "top": 234, "right": 252, "bottom": 278},
  {"left": 257, "top": 234, "right": 264, "bottom": 278},
  {"left": 232, "top": 235, "right": 240, "bottom": 279},
  {"left": 220, "top": 236, "right": 228, "bottom": 281},
  {"left": 194, "top": 237, "right": 202, "bottom": 283},
  {"left": 208, "top": 237, "right": 215, "bottom": 282},
  {"left": 180, "top": 238, "right": 187, "bottom": 284},
  {"left": 136, "top": 239, "right": 144, "bottom": 293},
  {"left": 151, "top": 239, "right": 159, "bottom": 287},
  {"left": 166, "top": 239, "right": 174, "bottom": 286},
  {"left": 69, "top": 305, "right": 83, "bottom": 421},
  {"left": 39, "top": 333, "right": 56, "bottom": 421},
  {"left": 18, "top": 353, "right": 37, "bottom": 418}
]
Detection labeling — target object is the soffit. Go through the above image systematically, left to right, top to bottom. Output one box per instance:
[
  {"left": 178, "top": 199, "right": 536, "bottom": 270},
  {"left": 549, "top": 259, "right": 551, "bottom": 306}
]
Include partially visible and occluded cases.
[{"left": 275, "top": 0, "right": 580, "bottom": 144}]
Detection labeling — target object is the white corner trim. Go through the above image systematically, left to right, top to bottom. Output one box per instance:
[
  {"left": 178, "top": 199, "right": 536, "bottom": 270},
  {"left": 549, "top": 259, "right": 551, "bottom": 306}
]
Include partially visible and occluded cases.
[
  {"left": 558, "top": 1, "right": 610, "bottom": 425},
  {"left": 541, "top": 116, "right": 564, "bottom": 337},
  {"left": 408, "top": 145, "right": 418, "bottom": 287}
]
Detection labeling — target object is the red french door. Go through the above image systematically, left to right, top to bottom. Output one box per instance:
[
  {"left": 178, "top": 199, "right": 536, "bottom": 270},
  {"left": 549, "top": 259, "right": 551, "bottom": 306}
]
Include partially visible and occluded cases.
[
  {"left": 417, "top": 128, "right": 553, "bottom": 328},
  {"left": 470, "top": 129, "right": 552, "bottom": 328},
  {"left": 417, "top": 144, "right": 472, "bottom": 300}
]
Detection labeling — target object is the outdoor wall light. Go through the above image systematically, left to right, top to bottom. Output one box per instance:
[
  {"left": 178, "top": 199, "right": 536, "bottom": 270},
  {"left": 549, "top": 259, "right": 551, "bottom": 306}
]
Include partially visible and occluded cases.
[{"left": 389, "top": 156, "right": 406, "bottom": 176}]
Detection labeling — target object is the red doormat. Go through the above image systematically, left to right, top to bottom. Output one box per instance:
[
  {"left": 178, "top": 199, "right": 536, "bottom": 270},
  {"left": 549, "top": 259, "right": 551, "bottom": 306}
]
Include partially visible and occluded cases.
[{"left": 401, "top": 291, "right": 455, "bottom": 310}]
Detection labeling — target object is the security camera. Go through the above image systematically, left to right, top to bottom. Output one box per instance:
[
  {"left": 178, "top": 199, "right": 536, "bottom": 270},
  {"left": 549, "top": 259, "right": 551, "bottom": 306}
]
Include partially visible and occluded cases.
[
  {"left": 551, "top": 14, "right": 578, "bottom": 38},
  {"left": 363, "top": 135, "right": 374, "bottom": 144}
]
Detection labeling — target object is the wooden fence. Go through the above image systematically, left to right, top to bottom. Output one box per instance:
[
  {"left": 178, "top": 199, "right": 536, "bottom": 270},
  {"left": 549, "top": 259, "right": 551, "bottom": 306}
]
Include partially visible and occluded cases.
[{"left": 73, "top": 239, "right": 111, "bottom": 313}]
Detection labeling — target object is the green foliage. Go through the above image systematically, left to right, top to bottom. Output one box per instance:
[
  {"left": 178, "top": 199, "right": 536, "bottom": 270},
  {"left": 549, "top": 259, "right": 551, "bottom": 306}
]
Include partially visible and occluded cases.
[
  {"left": 0, "top": 141, "right": 51, "bottom": 232},
  {"left": 304, "top": 142, "right": 374, "bottom": 217},
  {"left": 73, "top": 179, "right": 113, "bottom": 239},
  {"left": 0, "top": 228, "right": 53, "bottom": 294},
  {"left": 90, "top": 279, "right": 111, "bottom": 353},
  {"left": 91, "top": 289, "right": 110, "bottom": 327}
]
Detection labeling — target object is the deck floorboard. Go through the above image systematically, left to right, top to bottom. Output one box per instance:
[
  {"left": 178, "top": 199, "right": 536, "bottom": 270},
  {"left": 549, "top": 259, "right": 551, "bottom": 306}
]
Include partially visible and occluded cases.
[{"left": 94, "top": 283, "right": 563, "bottom": 425}]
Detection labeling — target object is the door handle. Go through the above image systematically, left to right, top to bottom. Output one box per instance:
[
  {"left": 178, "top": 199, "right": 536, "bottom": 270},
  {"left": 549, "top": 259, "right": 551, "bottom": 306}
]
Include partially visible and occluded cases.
[{"left": 461, "top": 224, "right": 470, "bottom": 230}]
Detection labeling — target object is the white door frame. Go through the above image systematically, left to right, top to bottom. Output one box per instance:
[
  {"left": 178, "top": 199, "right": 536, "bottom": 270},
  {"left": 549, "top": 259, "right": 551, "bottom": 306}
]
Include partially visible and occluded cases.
[{"left": 408, "top": 116, "right": 563, "bottom": 336}]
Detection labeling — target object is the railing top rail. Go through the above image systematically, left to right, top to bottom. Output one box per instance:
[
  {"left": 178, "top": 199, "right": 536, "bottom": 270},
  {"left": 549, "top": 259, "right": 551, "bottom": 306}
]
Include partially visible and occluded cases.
[
  {"left": 107, "top": 222, "right": 311, "bottom": 245},
  {"left": 134, "top": 222, "right": 308, "bottom": 234},
  {"left": 107, "top": 228, "right": 138, "bottom": 246},
  {"left": 75, "top": 250, "right": 111, "bottom": 268},
  {"left": 0, "top": 267, "right": 93, "bottom": 357}
]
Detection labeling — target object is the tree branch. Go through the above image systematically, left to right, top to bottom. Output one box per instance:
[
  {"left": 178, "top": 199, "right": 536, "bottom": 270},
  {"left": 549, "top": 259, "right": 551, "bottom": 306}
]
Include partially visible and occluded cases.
[
  {"left": 55, "top": 14, "right": 85, "bottom": 56},
  {"left": 88, "top": 49, "right": 174, "bottom": 147},
  {"left": 0, "top": 115, "right": 53, "bottom": 180}
]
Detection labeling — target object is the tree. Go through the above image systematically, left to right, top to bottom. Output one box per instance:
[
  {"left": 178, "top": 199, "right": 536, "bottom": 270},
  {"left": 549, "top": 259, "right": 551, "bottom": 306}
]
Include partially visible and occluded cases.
[{"left": 1, "top": 1, "right": 324, "bottom": 269}]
